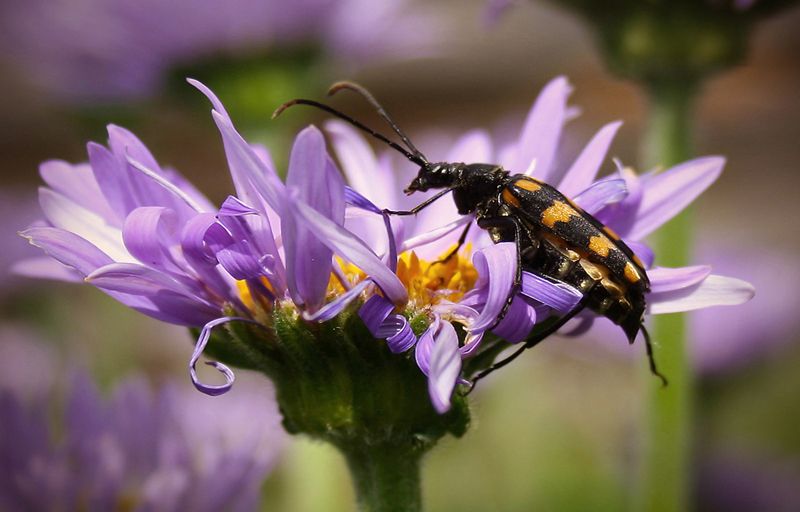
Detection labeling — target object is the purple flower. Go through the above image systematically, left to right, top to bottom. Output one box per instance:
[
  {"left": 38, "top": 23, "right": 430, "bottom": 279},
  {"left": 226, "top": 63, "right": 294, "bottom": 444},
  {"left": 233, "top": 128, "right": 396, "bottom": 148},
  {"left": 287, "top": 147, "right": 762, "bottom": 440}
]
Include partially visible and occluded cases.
[
  {"left": 0, "top": 0, "right": 439, "bottom": 103},
  {"left": 327, "top": 76, "right": 754, "bottom": 412},
  {"left": 17, "top": 79, "right": 406, "bottom": 397},
  {"left": 0, "top": 361, "right": 284, "bottom": 512}
]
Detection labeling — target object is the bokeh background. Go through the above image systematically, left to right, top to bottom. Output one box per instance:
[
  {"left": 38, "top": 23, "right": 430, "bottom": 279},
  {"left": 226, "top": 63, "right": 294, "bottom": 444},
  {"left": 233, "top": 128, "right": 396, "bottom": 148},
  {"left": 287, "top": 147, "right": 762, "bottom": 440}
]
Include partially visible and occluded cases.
[{"left": 1, "top": 0, "right": 799, "bottom": 510}]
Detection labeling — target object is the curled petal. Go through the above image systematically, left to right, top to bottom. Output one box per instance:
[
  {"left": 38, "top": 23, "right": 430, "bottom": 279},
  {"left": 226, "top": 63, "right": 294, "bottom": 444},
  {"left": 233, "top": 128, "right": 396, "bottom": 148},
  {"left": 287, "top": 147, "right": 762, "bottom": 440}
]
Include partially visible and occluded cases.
[
  {"left": 572, "top": 178, "right": 628, "bottom": 215},
  {"left": 122, "top": 207, "right": 179, "bottom": 270},
  {"left": 181, "top": 213, "right": 229, "bottom": 267},
  {"left": 216, "top": 241, "right": 267, "bottom": 280},
  {"left": 469, "top": 243, "right": 517, "bottom": 333},
  {"left": 520, "top": 272, "right": 583, "bottom": 312},
  {"left": 649, "top": 275, "right": 755, "bottom": 314},
  {"left": 358, "top": 294, "right": 417, "bottom": 352},
  {"left": 491, "top": 295, "right": 537, "bottom": 344},
  {"left": 190, "top": 316, "right": 258, "bottom": 396},
  {"left": 415, "top": 316, "right": 441, "bottom": 376},
  {"left": 427, "top": 322, "right": 462, "bottom": 414}
]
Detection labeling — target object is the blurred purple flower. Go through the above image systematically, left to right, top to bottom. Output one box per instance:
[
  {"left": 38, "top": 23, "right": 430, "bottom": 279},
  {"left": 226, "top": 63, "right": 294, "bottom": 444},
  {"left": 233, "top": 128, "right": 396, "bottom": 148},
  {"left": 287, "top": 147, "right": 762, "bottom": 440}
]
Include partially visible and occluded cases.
[
  {"left": 0, "top": 0, "right": 438, "bottom": 103},
  {"left": 327, "top": 76, "right": 754, "bottom": 411},
  {"left": 689, "top": 243, "right": 800, "bottom": 375},
  {"left": 0, "top": 363, "right": 284, "bottom": 512},
  {"left": 697, "top": 451, "right": 800, "bottom": 512}
]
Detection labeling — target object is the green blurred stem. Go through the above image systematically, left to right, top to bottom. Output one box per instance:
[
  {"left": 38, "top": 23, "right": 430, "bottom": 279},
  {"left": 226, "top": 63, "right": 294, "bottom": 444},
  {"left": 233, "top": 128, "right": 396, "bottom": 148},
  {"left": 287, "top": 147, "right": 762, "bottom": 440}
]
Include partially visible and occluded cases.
[
  {"left": 634, "top": 77, "right": 698, "bottom": 512},
  {"left": 337, "top": 442, "right": 424, "bottom": 512}
]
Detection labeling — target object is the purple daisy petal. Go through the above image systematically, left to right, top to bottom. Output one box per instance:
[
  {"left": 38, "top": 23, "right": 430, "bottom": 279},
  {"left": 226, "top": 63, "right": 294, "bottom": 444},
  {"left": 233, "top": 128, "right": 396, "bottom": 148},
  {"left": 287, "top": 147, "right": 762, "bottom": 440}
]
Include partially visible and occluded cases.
[
  {"left": 511, "top": 76, "right": 572, "bottom": 182},
  {"left": 558, "top": 121, "right": 623, "bottom": 198},
  {"left": 284, "top": 126, "right": 345, "bottom": 312},
  {"left": 446, "top": 129, "right": 493, "bottom": 164},
  {"left": 628, "top": 156, "right": 725, "bottom": 240},
  {"left": 39, "top": 160, "right": 118, "bottom": 222},
  {"left": 572, "top": 178, "right": 628, "bottom": 215},
  {"left": 38, "top": 187, "right": 131, "bottom": 263},
  {"left": 289, "top": 197, "right": 408, "bottom": 305},
  {"left": 122, "top": 207, "right": 180, "bottom": 270},
  {"left": 181, "top": 213, "right": 230, "bottom": 267},
  {"left": 20, "top": 226, "right": 115, "bottom": 277},
  {"left": 625, "top": 240, "right": 655, "bottom": 269},
  {"left": 468, "top": 243, "right": 517, "bottom": 333},
  {"left": 11, "top": 256, "right": 85, "bottom": 282},
  {"left": 648, "top": 265, "right": 713, "bottom": 293},
  {"left": 520, "top": 271, "right": 584, "bottom": 312},
  {"left": 649, "top": 275, "right": 755, "bottom": 314},
  {"left": 302, "top": 278, "right": 373, "bottom": 322},
  {"left": 358, "top": 294, "right": 417, "bottom": 352},
  {"left": 490, "top": 294, "right": 537, "bottom": 343},
  {"left": 415, "top": 315, "right": 440, "bottom": 377},
  {"left": 427, "top": 321, "right": 462, "bottom": 414}
]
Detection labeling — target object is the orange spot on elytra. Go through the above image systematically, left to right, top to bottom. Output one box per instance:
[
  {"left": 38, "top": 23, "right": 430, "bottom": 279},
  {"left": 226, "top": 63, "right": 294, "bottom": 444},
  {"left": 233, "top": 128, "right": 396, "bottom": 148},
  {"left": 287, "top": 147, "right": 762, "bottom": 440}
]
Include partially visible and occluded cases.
[
  {"left": 514, "top": 178, "right": 541, "bottom": 192},
  {"left": 541, "top": 201, "right": 575, "bottom": 227},
  {"left": 588, "top": 235, "right": 615, "bottom": 257},
  {"left": 624, "top": 262, "right": 641, "bottom": 283}
]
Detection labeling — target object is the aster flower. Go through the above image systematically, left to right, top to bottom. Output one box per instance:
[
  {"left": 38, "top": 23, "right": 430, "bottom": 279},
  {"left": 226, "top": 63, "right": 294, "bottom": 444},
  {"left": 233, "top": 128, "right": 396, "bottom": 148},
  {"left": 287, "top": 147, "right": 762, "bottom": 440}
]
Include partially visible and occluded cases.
[
  {"left": 0, "top": 0, "right": 439, "bottom": 103},
  {"left": 323, "top": 76, "right": 754, "bottom": 411},
  {"left": 0, "top": 367, "right": 284, "bottom": 512}
]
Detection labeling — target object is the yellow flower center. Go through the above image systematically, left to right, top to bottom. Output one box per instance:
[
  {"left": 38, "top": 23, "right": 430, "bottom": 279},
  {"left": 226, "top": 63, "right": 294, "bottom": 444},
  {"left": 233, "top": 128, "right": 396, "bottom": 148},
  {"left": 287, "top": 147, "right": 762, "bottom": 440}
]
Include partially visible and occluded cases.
[{"left": 237, "top": 245, "right": 478, "bottom": 312}]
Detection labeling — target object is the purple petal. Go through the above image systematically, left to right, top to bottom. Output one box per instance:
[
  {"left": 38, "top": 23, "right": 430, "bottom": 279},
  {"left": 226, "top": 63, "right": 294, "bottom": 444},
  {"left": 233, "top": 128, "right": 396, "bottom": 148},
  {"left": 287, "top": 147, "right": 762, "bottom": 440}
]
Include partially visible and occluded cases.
[
  {"left": 511, "top": 76, "right": 572, "bottom": 182},
  {"left": 211, "top": 111, "right": 287, "bottom": 215},
  {"left": 325, "top": 119, "right": 397, "bottom": 209},
  {"left": 558, "top": 121, "right": 622, "bottom": 198},
  {"left": 284, "top": 126, "right": 344, "bottom": 312},
  {"left": 446, "top": 130, "right": 493, "bottom": 164},
  {"left": 87, "top": 140, "right": 135, "bottom": 221},
  {"left": 628, "top": 156, "right": 725, "bottom": 240},
  {"left": 39, "top": 160, "right": 118, "bottom": 221},
  {"left": 594, "top": 165, "right": 643, "bottom": 238},
  {"left": 572, "top": 178, "right": 628, "bottom": 215},
  {"left": 38, "top": 187, "right": 130, "bottom": 262},
  {"left": 345, "top": 187, "right": 382, "bottom": 214},
  {"left": 289, "top": 198, "right": 408, "bottom": 305},
  {"left": 122, "top": 207, "right": 179, "bottom": 270},
  {"left": 181, "top": 213, "right": 228, "bottom": 267},
  {"left": 20, "top": 226, "right": 115, "bottom": 277},
  {"left": 625, "top": 240, "right": 655, "bottom": 269},
  {"left": 216, "top": 241, "right": 267, "bottom": 280},
  {"left": 468, "top": 243, "right": 517, "bottom": 333},
  {"left": 11, "top": 256, "right": 85, "bottom": 282},
  {"left": 648, "top": 265, "right": 712, "bottom": 293},
  {"left": 520, "top": 271, "right": 583, "bottom": 312},
  {"left": 649, "top": 275, "right": 755, "bottom": 314},
  {"left": 302, "top": 278, "right": 373, "bottom": 322},
  {"left": 357, "top": 294, "right": 417, "bottom": 352},
  {"left": 490, "top": 295, "right": 537, "bottom": 343},
  {"left": 415, "top": 316, "right": 440, "bottom": 376},
  {"left": 189, "top": 317, "right": 252, "bottom": 396},
  {"left": 427, "top": 322, "right": 462, "bottom": 414}
]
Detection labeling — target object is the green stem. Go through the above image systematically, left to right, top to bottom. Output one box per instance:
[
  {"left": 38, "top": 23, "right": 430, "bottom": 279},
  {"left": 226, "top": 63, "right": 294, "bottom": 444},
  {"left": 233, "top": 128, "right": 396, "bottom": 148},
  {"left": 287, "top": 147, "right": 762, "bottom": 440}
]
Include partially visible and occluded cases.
[
  {"left": 634, "top": 78, "right": 697, "bottom": 512},
  {"left": 337, "top": 441, "right": 425, "bottom": 512}
]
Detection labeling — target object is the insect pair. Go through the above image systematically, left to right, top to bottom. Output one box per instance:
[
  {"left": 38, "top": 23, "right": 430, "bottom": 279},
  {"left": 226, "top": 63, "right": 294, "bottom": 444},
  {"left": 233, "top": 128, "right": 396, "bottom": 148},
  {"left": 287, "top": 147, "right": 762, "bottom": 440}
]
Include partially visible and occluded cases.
[{"left": 273, "top": 83, "right": 667, "bottom": 386}]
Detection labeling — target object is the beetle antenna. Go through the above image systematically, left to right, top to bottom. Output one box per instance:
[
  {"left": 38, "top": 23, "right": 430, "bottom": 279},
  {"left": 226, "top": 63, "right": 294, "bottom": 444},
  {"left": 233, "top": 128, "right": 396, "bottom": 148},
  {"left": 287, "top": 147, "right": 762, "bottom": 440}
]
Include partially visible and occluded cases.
[
  {"left": 328, "top": 82, "right": 425, "bottom": 162},
  {"left": 273, "top": 99, "right": 428, "bottom": 167}
]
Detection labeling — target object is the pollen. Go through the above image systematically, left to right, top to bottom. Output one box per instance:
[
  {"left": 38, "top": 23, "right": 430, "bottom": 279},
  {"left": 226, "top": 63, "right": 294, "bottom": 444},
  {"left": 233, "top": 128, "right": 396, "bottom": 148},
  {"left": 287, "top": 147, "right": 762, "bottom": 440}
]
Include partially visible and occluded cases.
[
  {"left": 542, "top": 200, "right": 575, "bottom": 227},
  {"left": 396, "top": 244, "right": 478, "bottom": 307}
]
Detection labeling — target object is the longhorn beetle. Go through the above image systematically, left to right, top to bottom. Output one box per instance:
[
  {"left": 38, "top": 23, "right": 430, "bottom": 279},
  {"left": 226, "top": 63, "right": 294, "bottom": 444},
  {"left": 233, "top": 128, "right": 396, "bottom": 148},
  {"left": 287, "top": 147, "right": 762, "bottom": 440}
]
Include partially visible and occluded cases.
[{"left": 273, "top": 82, "right": 667, "bottom": 387}]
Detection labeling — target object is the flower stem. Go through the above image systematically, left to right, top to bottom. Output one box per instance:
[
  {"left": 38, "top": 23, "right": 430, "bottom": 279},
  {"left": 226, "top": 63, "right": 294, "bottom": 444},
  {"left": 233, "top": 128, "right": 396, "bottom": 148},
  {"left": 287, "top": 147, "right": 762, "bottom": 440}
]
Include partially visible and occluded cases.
[
  {"left": 634, "top": 77, "right": 698, "bottom": 512},
  {"left": 337, "top": 441, "right": 425, "bottom": 512}
]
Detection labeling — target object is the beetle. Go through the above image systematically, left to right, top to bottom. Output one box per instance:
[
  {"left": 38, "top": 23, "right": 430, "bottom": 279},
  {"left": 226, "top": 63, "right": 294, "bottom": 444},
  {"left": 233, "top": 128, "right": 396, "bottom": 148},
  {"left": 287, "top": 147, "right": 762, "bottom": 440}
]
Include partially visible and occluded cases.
[{"left": 273, "top": 82, "right": 667, "bottom": 386}]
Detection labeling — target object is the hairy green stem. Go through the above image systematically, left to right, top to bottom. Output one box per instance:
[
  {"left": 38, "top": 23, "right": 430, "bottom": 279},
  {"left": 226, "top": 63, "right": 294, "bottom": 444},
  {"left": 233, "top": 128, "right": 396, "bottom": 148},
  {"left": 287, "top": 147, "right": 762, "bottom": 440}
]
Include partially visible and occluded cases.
[
  {"left": 633, "top": 78, "right": 697, "bottom": 512},
  {"left": 338, "top": 442, "right": 425, "bottom": 512}
]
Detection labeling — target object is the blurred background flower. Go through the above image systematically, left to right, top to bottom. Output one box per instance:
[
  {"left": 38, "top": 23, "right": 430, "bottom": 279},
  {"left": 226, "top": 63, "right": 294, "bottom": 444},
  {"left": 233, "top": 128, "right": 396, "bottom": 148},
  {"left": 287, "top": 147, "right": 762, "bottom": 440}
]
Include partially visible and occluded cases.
[{"left": 2, "top": 0, "right": 799, "bottom": 510}]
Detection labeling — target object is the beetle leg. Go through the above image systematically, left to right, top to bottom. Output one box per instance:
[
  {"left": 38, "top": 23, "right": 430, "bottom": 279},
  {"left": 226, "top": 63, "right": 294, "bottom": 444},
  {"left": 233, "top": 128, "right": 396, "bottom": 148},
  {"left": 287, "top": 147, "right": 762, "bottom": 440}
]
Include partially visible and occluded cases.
[
  {"left": 383, "top": 186, "right": 457, "bottom": 216},
  {"left": 476, "top": 215, "right": 525, "bottom": 327},
  {"left": 433, "top": 222, "right": 472, "bottom": 265},
  {"left": 467, "top": 295, "right": 590, "bottom": 390},
  {"left": 641, "top": 325, "right": 669, "bottom": 386}
]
